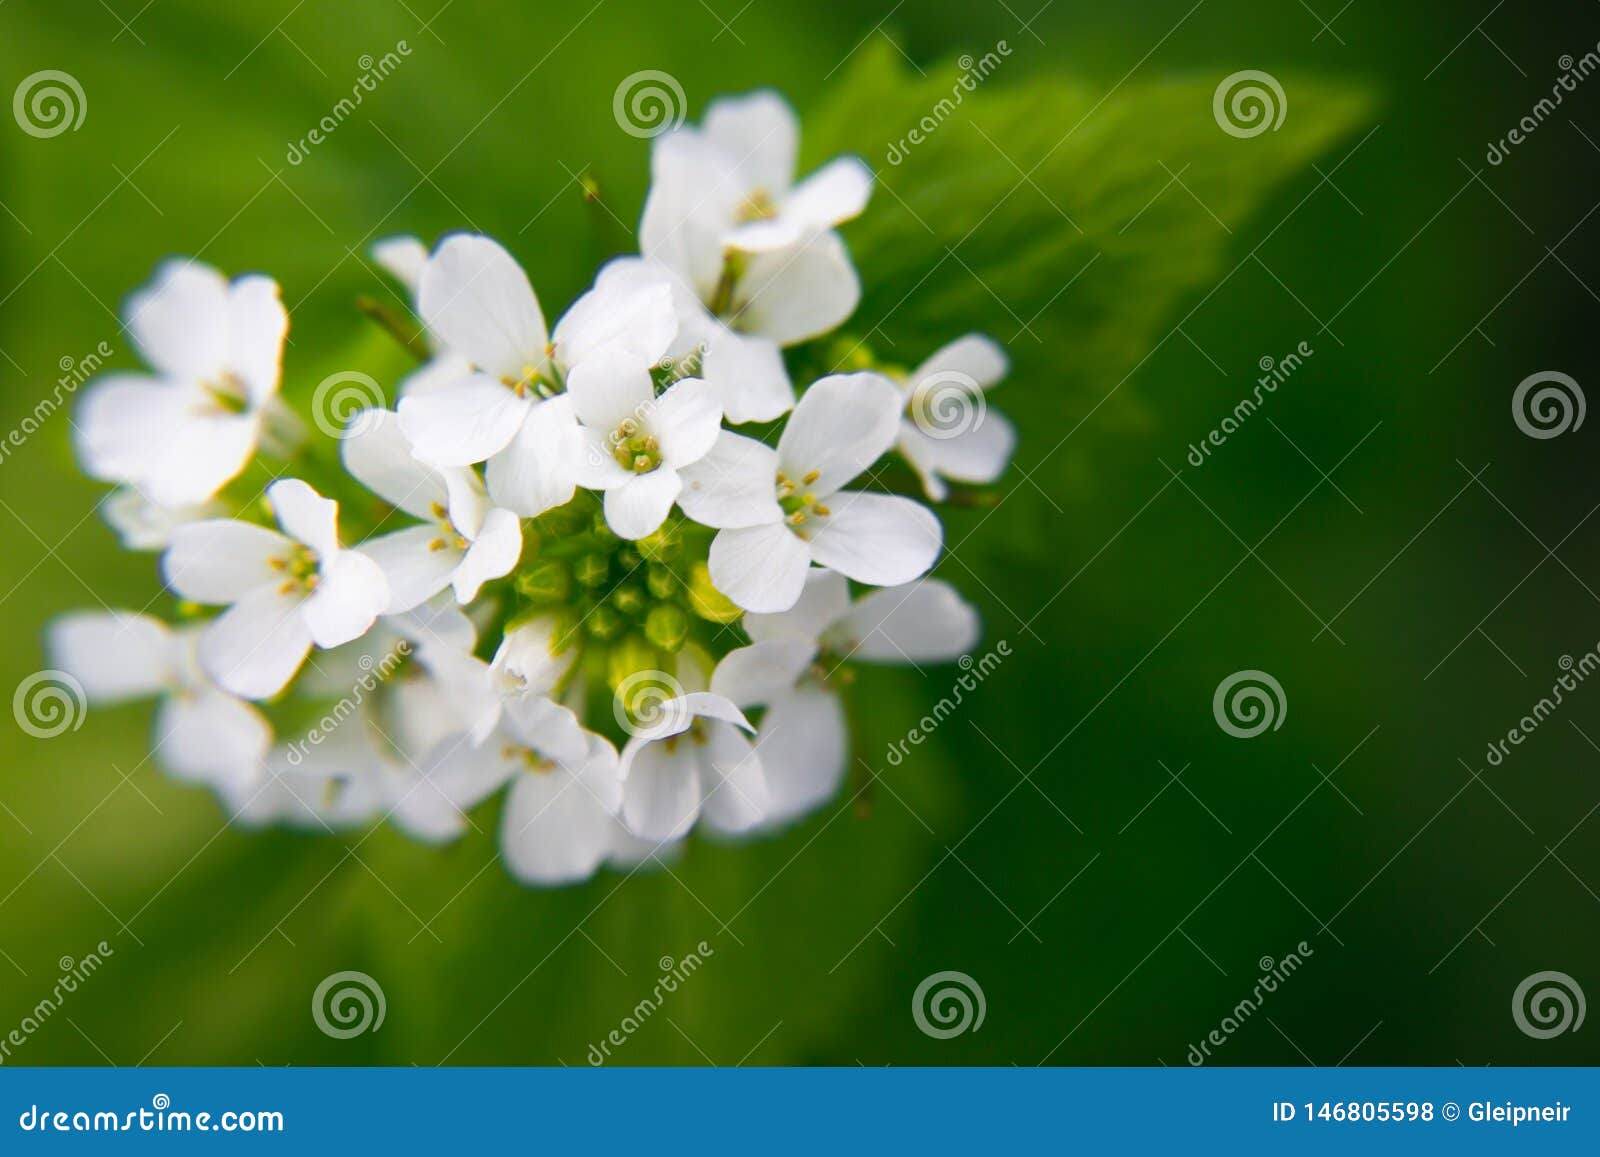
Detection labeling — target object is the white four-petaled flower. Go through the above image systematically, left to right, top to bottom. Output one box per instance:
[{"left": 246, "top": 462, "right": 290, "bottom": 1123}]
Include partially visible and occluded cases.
[
  {"left": 396, "top": 235, "right": 677, "bottom": 521},
  {"left": 76, "top": 259, "right": 291, "bottom": 507},
  {"left": 895, "top": 334, "right": 1017, "bottom": 501},
  {"left": 678, "top": 373, "right": 942, "bottom": 612},
  {"left": 342, "top": 409, "right": 522, "bottom": 609},
  {"left": 163, "top": 479, "right": 389, "bottom": 699}
]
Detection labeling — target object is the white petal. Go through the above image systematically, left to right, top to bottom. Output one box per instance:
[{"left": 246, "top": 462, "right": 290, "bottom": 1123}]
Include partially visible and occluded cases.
[
  {"left": 702, "top": 89, "right": 798, "bottom": 196},
  {"left": 639, "top": 132, "right": 745, "bottom": 301},
  {"left": 728, "top": 157, "right": 873, "bottom": 251},
  {"left": 732, "top": 230, "right": 860, "bottom": 345},
  {"left": 418, "top": 233, "right": 547, "bottom": 380},
  {"left": 371, "top": 235, "right": 429, "bottom": 297},
  {"left": 552, "top": 258, "right": 677, "bottom": 372},
  {"left": 125, "top": 259, "right": 230, "bottom": 381},
  {"left": 225, "top": 275, "right": 288, "bottom": 405},
  {"left": 700, "top": 325, "right": 794, "bottom": 424},
  {"left": 911, "top": 333, "right": 1009, "bottom": 391},
  {"left": 397, "top": 350, "right": 475, "bottom": 399},
  {"left": 565, "top": 351, "right": 655, "bottom": 432},
  {"left": 776, "top": 372, "right": 901, "bottom": 496},
  {"left": 75, "top": 376, "right": 257, "bottom": 506},
  {"left": 397, "top": 376, "right": 532, "bottom": 467},
  {"left": 651, "top": 378, "right": 722, "bottom": 467},
  {"left": 483, "top": 395, "right": 580, "bottom": 517},
  {"left": 340, "top": 408, "right": 445, "bottom": 518},
  {"left": 899, "top": 409, "right": 1017, "bottom": 487},
  {"left": 573, "top": 425, "right": 634, "bottom": 490},
  {"left": 675, "top": 431, "right": 782, "bottom": 529},
  {"left": 440, "top": 467, "right": 490, "bottom": 539},
  {"left": 603, "top": 468, "right": 681, "bottom": 540},
  {"left": 267, "top": 478, "right": 339, "bottom": 557},
  {"left": 102, "top": 488, "right": 218, "bottom": 552},
  {"left": 806, "top": 492, "right": 942, "bottom": 587},
  {"left": 452, "top": 507, "right": 522, "bottom": 601},
  {"left": 163, "top": 520, "right": 292, "bottom": 604},
  {"left": 707, "top": 522, "right": 811, "bottom": 613},
  {"left": 361, "top": 525, "right": 460, "bottom": 612},
  {"left": 302, "top": 549, "right": 388, "bottom": 648},
  {"left": 743, "top": 568, "right": 850, "bottom": 646},
  {"left": 832, "top": 580, "right": 980, "bottom": 664},
  {"left": 198, "top": 584, "right": 313, "bottom": 699},
  {"left": 48, "top": 611, "right": 177, "bottom": 702},
  {"left": 491, "top": 616, "right": 575, "bottom": 698},
  {"left": 709, "top": 639, "right": 816, "bottom": 709},
  {"left": 756, "top": 687, "right": 847, "bottom": 826},
  {"left": 155, "top": 688, "right": 271, "bottom": 785},
  {"left": 502, "top": 695, "right": 589, "bottom": 764},
  {"left": 697, "top": 720, "right": 770, "bottom": 835},
  {"left": 411, "top": 733, "right": 521, "bottom": 820},
  {"left": 500, "top": 737, "right": 623, "bottom": 886},
  {"left": 619, "top": 743, "right": 701, "bottom": 842}
]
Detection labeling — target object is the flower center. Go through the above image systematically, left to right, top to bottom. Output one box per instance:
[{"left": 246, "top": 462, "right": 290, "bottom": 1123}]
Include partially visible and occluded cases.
[
  {"left": 736, "top": 188, "right": 778, "bottom": 222},
  {"left": 499, "top": 345, "right": 563, "bottom": 398},
  {"left": 201, "top": 371, "right": 250, "bottom": 415},
  {"left": 610, "top": 419, "right": 662, "bottom": 474},
  {"left": 775, "top": 470, "right": 829, "bottom": 538},
  {"left": 425, "top": 501, "right": 469, "bottom": 553},
  {"left": 269, "top": 543, "right": 321, "bottom": 595},
  {"left": 503, "top": 744, "right": 555, "bottom": 773}
]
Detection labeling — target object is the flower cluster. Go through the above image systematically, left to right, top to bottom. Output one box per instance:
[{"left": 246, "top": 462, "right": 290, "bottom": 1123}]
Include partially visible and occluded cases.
[{"left": 48, "top": 90, "right": 1017, "bottom": 885}]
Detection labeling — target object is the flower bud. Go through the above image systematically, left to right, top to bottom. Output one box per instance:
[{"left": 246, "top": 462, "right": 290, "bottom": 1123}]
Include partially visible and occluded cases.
[{"left": 644, "top": 603, "right": 690, "bottom": 652}]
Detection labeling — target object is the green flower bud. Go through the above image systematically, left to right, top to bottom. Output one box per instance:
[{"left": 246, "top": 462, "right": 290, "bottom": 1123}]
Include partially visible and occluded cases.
[
  {"left": 637, "top": 523, "right": 681, "bottom": 562},
  {"left": 574, "top": 553, "right": 611, "bottom": 588},
  {"left": 514, "top": 557, "right": 571, "bottom": 603},
  {"left": 688, "top": 562, "right": 742, "bottom": 624},
  {"left": 645, "top": 564, "right": 677, "bottom": 601},
  {"left": 613, "top": 584, "right": 647, "bottom": 617},
  {"left": 644, "top": 603, "right": 690, "bottom": 653},
  {"left": 585, "top": 606, "right": 624, "bottom": 640},
  {"left": 607, "top": 634, "right": 661, "bottom": 690}
]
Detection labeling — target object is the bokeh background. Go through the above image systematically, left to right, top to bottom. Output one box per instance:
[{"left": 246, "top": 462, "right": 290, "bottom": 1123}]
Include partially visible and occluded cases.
[{"left": 2, "top": 0, "right": 1598, "bottom": 1065}]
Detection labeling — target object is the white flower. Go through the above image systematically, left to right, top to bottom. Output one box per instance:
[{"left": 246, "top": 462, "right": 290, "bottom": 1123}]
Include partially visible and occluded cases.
[
  {"left": 635, "top": 90, "right": 872, "bottom": 424},
  {"left": 370, "top": 235, "right": 475, "bottom": 400},
  {"left": 395, "top": 235, "right": 677, "bottom": 521},
  {"left": 75, "top": 259, "right": 290, "bottom": 506},
  {"left": 895, "top": 335, "right": 1017, "bottom": 501},
  {"left": 569, "top": 353, "right": 723, "bottom": 539},
  {"left": 677, "top": 373, "right": 942, "bottom": 612},
  {"left": 342, "top": 409, "right": 522, "bottom": 609},
  {"left": 162, "top": 479, "right": 390, "bottom": 700},
  {"left": 102, "top": 486, "right": 222, "bottom": 551},
  {"left": 713, "top": 571, "right": 979, "bottom": 825},
  {"left": 48, "top": 611, "right": 269, "bottom": 795},
  {"left": 618, "top": 689, "right": 768, "bottom": 842},
  {"left": 411, "top": 696, "right": 624, "bottom": 886}
]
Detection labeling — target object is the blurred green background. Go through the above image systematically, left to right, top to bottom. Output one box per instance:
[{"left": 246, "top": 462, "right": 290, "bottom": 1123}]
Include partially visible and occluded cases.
[{"left": 2, "top": 0, "right": 1598, "bottom": 1065}]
